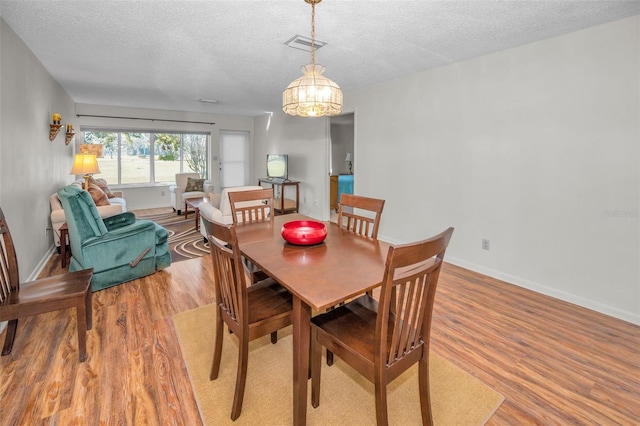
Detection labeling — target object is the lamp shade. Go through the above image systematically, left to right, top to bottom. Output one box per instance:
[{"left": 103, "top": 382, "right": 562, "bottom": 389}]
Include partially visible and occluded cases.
[
  {"left": 345, "top": 152, "right": 352, "bottom": 162},
  {"left": 70, "top": 154, "right": 100, "bottom": 176}
]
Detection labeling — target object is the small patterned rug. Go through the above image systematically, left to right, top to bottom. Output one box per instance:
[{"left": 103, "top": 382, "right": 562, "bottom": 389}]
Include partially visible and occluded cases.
[{"left": 136, "top": 209, "right": 209, "bottom": 263}]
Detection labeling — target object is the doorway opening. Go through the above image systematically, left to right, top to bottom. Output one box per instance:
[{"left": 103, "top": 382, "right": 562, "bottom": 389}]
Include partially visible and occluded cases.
[
  {"left": 329, "top": 113, "right": 354, "bottom": 221},
  {"left": 220, "top": 130, "right": 250, "bottom": 188}
]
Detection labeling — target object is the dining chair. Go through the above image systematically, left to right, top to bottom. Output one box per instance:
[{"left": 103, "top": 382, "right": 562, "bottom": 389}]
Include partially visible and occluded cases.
[
  {"left": 228, "top": 188, "right": 274, "bottom": 284},
  {"left": 228, "top": 188, "right": 274, "bottom": 226},
  {"left": 327, "top": 193, "right": 386, "bottom": 364},
  {"left": 337, "top": 193, "right": 385, "bottom": 239},
  {"left": 0, "top": 207, "right": 94, "bottom": 362},
  {"left": 206, "top": 219, "right": 293, "bottom": 421},
  {"left": 310, "top": 227, "right": 455, "bottom": 426}
]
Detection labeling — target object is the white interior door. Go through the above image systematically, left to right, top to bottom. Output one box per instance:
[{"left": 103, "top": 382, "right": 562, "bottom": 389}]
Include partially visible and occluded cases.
[{"left": 220, "top": 130, "right": 250, "bottom": 188}]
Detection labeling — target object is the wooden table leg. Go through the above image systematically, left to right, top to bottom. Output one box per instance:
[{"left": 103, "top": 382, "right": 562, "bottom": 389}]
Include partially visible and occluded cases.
[
  {"left": 184, "top": 201, "right": 189, "bottom": 219},
  {"left": 195, "top": 207, "right": 200, "bottom": 231},
  {"left": 60, "top": 223, "right": 69, "bottom": 269},
  {"left": 292, "top": 297, "right": 311, "bottom": 426}
]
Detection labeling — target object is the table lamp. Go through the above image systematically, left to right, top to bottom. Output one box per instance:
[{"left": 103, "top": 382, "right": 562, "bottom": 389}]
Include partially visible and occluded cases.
[
  {"left": 345, "top": 152, "right": 353, "bottom": 174},
  {"left": 70, "top": 153, "right": 101, "bottom": 190}
]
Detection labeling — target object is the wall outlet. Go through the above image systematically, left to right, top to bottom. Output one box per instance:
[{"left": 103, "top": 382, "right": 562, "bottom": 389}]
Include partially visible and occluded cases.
[{"left": 482, "top": 239, "right": 490, "bottom": 251}]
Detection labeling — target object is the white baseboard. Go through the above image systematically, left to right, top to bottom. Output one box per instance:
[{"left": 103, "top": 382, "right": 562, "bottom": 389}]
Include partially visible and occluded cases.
[
  {"left": 27, "top": 245, "right": 57, "bottom": 281},
  {"left": 446, "top": 256, "right": 639, "bottom": 326}
]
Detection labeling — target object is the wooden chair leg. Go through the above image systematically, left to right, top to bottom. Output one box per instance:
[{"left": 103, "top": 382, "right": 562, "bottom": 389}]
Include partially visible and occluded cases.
[
  {"left": 76, "top": 299, "right": 88, "bottom": 362},
  {"left": 324, "top": 306, "right": 336, "bottom": 365},
  {"left": 210, "top": 310, "right": 224, "bottom": 380},
  {"left": 1, "top": 319, "right": 18, "bottom": 356},
  {"left": 311, "top": 328, "right": 322, "bottom": 408},
  {"left": 270, "top": 331, "right": 277, "bottom": 344},
  {"left": 231, "top": 339, "right": 249, "bottom": 420},
  {"left": 418, "top": 355, "right": 434, "bottom": 425},
  {"left": 374, "top": 379, "right": 390, "bottom": 426}
]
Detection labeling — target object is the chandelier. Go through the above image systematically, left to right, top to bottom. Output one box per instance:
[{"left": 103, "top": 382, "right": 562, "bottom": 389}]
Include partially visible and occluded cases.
[{"left": 282, "top": 0, "right": 343, "bottom": 117}]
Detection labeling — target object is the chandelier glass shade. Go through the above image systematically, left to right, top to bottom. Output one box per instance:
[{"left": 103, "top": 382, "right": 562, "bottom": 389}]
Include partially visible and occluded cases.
[
  {"left": 282, "top": 0, "right": 343, "bottom": 117},
  {"left": 283, "top": 64, "right": 343, "bottom": 117}
]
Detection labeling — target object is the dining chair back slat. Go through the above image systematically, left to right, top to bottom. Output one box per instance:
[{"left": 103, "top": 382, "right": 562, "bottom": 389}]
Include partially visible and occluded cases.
[
  {"left": 226, "top": 188, "right": 273, "bottom": 284},
  {"left": 228, "top": 188, "right": 274, "bottom": 225},
  {"left": 337, "top": 193, "right": 385, "bottom": 239},
  {"left": 0, "top": 214, "right": 20, "bottom": 303},
  {"left": 207, "top": 222, "right": 247, "bottom": 327},
  {"left": 386, "top": 261, "right": 439, "bottom": 365}
]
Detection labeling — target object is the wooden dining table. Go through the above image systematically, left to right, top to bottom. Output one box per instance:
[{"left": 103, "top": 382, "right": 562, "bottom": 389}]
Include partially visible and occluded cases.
[{"left": 234, "top": 213, "right": 390, "bottom": 426}]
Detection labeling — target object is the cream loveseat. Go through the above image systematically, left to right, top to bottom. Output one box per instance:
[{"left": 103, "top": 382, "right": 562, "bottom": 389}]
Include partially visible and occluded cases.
[
  {"left": 169, "top": 172, "right": 214, "bottom": 215},
  {"left": 49, "top": 181, "right": 126, "bottom": 250},
  {"left": 198, "top": 185, "right": 265, "bottom": 240}
]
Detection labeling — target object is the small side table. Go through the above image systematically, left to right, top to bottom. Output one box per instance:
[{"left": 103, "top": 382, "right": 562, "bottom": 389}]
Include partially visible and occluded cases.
[
  {"left": 185, "top": 197, "right": 208, "bottom": 231},
  {"left": 60, "top": 222, "right": 71, "bottom": 268}
]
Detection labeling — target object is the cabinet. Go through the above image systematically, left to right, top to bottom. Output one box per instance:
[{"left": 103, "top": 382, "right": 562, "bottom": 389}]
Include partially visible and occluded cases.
[
  {"left": 330, "top": 175, "right": 338, "bottom": 211},
  {"left": 330, "top": 175, "right": 353, "bottom": 212},
  {"left": 258, "top": 178, "right": 299, "bottom": 214}
]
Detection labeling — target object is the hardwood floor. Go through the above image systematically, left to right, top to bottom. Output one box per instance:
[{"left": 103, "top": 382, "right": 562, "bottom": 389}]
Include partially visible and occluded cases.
[{"left": 0, "top": 251, "right": 638, "bottom": 424}]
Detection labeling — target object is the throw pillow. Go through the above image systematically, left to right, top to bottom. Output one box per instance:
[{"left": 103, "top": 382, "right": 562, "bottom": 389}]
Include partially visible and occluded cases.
[
  {"left": 89, "top": 176, "right": 115, "bottom": 198},
  {"left": 185, "top": 177, "right": 205, "bottom": 192},
  {"left": 87, "top": 183, "right": 111, "bottom": 206}
]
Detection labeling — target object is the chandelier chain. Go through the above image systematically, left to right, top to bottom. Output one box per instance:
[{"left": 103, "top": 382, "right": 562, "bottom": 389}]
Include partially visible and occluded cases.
[{"left": 311, "top": 1, "right": 316, "bottom": 66}]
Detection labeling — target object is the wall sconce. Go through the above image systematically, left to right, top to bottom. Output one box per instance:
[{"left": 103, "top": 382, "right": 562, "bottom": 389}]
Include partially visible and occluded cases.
[
  {"left": 49, "top": 113, "right": 62, "bottom": 141},
  {"left": 65, "top": 123, "right": 75, "bottom": 145},
  {"left": 345, "top": 152, "right": 353, "bottom": 174}
]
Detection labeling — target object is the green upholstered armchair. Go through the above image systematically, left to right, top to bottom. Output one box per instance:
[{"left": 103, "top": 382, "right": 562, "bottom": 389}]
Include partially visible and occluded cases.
[{"left": 57, "top": 185, "right": 172, "bottom": 291}]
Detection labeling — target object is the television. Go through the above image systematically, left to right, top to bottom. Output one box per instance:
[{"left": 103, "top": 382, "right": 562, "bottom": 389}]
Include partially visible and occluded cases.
[{"left": 266, "top": 154, "right": 288, "bottom": 180}]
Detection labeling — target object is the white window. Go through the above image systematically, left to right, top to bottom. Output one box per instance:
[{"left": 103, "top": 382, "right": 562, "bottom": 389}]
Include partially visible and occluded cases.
[{"left": 82, "top": 130, "right": 209, "bottom": 185}]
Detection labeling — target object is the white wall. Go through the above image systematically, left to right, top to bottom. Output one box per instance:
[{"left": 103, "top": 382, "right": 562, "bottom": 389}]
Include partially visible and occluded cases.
[
  {"left": 343, "top": 17, "right": 640, "bottom": 324},
  {"left": 0, "top": 18, "right": 76, "bottom": 278},
  {"left": 75, "top": 103, "right": 254, "bottom": 210},
  {"left": 253, "top": 113, "right": 329, "bottom": 220}
]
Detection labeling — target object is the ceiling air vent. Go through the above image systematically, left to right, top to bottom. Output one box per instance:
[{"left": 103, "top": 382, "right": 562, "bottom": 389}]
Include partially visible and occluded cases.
[{"left": 284, "top": 35, "right": 326, "bottom": 52}]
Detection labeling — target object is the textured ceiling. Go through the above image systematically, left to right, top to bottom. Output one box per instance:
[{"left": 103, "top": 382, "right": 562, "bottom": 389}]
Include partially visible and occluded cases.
[{"left": 1, "top": 0, "right": 639, "bottom": 117}]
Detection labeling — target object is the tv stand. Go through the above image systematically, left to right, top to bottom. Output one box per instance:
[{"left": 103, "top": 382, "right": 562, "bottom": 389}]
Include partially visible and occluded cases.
[{"left": 258, "top": 178, "right": 299, "bottom": 214}]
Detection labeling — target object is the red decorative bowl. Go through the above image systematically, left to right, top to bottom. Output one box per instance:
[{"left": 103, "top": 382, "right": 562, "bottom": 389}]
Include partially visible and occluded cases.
[{"left": 281, "top": 220, "right": 327, "bottom": 245}]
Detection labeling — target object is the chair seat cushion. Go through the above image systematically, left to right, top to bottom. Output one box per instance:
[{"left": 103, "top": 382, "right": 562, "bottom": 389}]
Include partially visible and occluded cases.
[
  {"left": 182, "top": 191, "right": 207, "bottom": 200},
  {"left": 247, "top": 279, "right": 293, "bottom": 324},
  {"left": 311, "top": 295, "right": 391, "bottom": 363}
]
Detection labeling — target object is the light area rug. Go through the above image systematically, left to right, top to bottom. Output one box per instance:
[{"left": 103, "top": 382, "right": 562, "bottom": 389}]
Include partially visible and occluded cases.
[{"left": 173, "top": 304, "right": 504, "bottom": 426}]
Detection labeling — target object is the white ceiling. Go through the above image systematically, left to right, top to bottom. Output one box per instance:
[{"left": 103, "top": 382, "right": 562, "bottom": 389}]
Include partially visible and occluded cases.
[{"left": 2, "top": 0, "right": 639, "bottom": 117}]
